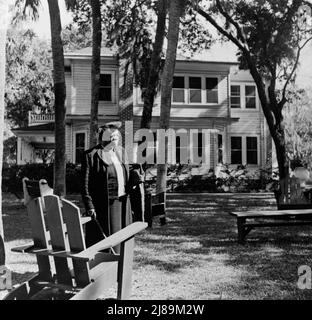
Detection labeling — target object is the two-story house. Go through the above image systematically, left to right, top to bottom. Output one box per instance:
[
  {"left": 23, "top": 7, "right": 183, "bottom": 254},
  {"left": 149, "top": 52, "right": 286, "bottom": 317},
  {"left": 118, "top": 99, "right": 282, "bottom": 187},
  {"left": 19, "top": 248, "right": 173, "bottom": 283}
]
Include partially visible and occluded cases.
[{"left": 13, "top": 45, "right": 272, "bottom": 172}]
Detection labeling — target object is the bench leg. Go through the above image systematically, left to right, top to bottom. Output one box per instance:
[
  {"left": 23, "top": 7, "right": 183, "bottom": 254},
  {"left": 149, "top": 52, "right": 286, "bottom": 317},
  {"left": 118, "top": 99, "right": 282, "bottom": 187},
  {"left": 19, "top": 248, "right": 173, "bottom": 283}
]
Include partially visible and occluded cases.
[
  {"left": 237, "top": 217, "right": 246, "bottom": 244},
  {"left": 237, "top": 218, "right": 254, "bottom": 244}
]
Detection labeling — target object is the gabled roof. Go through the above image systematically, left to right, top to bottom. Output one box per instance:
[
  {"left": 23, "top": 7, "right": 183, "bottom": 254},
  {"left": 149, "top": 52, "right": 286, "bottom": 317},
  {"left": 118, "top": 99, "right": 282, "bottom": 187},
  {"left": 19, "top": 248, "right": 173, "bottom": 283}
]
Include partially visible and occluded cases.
[
  {"left": 64, "top": 42, "right": 239, "bottom": 65},
  {"left": 176, "top": 42, "right": 239, "bottom": 64},
  {"left": 65, "top": 46, "right": 117, "bottom": 59}
]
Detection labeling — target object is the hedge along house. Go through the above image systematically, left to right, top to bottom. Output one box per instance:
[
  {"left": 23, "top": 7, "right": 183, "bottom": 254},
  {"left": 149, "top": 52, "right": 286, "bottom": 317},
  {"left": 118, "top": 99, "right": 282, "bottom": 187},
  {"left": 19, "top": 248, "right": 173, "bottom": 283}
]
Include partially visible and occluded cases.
[{"left": 13, "top": 45, "right": 272, "bottom": 172}]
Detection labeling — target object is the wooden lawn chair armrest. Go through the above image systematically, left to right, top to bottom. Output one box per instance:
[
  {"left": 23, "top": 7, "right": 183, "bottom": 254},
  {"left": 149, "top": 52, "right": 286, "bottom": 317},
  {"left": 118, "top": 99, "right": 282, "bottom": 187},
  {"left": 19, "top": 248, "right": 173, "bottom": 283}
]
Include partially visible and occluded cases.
[
  {"left": 81, "top": 216, "right": 92, "bottom": 225},
  {"left": 72, "top": 222, "right": 148, "bottom": 261},
  {"left": 11, "top": 243, "right": 35, "bottom": 253}
]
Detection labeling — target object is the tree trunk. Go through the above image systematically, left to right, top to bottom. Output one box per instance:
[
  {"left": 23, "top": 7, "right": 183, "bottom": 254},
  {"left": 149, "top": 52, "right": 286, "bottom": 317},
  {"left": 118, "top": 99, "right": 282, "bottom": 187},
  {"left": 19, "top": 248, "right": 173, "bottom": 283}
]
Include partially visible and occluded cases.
[
  {"left": 0, "top": 0, "right": 9, "bottom": 266},
  {"left": 48, "top": 0, "right": 66, "bottom": 196},
  {"left": 89, "top": 0, "right": 102, "bottom": 147},
  {"left": 140, "top": 0, "right": 167, "bottom": 129},
  {"left": 156, "top": 0, "right": 185, "bottom": 209},
  {"left": 248, "top": 64, "right": 290, "bottom": 194},
  {"left": 271, "top": 120, "right": 289, "bottom": 180}
]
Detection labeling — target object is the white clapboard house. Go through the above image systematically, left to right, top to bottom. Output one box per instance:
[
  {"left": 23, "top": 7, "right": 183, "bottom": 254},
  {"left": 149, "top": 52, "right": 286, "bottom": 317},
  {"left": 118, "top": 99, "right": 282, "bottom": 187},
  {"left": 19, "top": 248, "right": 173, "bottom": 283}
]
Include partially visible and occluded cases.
[{"left": 13, "top": 44, "right": 272, "bottom": 171}]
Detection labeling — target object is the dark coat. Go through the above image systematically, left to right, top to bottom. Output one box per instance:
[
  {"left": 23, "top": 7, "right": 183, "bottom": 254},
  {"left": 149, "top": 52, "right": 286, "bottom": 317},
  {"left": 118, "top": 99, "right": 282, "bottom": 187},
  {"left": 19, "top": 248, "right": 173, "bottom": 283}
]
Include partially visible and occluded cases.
[{"left": 81, "top": 144, "right": 144, "bottom": 243}]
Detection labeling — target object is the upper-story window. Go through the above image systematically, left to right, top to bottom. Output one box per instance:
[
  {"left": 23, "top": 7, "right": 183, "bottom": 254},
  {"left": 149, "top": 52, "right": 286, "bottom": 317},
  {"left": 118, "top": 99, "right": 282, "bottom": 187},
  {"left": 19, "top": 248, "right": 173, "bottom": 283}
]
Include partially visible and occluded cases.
[
  {"left": 99, "top": 73, "right": 113, "bottom": 102},
  {"left": 172, "top": 75, "right": 219, "bottom": 104},
  {"left": 172, "top": 76, "right": 185, "bottom": 103},
  {"left": 189, "top": 77, "right": 202, "bottom": 103},
  {"left": 206, "top": 78, "right": 219, "bottom": 104},
  {"left": 230, "top": 84, "right": 257, "bottom": 109},
  {"left": 230, "top": 85, "right": 241, "bottom": 108},
  {"left": 245, "top": 85, "right": 256, "bottom": 109}
]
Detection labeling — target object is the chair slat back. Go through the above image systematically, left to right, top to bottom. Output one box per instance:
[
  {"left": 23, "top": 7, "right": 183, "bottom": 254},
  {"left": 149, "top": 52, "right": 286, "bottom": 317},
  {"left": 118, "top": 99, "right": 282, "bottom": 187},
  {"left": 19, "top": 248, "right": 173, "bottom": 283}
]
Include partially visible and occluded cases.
[
  {"left": 44, "top": 195, "right": 72, "bottom": 285},
  {"left": 26, "top": 198, "right": 52, "bottom": 282},
  {"left": 61, "top": 198, "right": 91, "bottom": 287}
]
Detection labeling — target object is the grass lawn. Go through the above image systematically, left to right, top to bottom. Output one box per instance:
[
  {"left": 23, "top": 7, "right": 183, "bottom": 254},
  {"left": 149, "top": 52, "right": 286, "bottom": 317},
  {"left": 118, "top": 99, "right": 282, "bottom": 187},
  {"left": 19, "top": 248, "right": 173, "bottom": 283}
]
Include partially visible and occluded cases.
[{"left": 1, "top": 192, "right": 312, "bottom": 300}]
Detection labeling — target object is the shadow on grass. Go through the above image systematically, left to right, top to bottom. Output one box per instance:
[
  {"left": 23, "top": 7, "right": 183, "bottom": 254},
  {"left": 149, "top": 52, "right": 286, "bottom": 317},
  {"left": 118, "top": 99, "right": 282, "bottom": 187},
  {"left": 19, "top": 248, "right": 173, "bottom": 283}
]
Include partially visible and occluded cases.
[
  {"left": 3, "top": 192, "right": 312, "bottom": 299},
  {"left": 135, "top": 194, "right": 312, "bottom": 299}
]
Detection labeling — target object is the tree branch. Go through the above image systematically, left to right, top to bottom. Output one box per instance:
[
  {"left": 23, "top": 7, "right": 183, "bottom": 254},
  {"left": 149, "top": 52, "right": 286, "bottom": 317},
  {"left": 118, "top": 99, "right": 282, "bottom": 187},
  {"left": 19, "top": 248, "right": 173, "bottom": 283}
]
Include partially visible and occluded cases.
[
  {"left": 131, "top": 0, "right": 148, "bottom": 12},
  {"left": 215, "top": 0, "right": 247, "bottom": 45},
  {"left": 274, "top": 0, "right": 302, "bottom": 43},
  {"left": 195, "top": 4, "right": 276, "bottom": 133},
  {"left": 196, "top": 6, "right": 246, "bottom": 53},
  {"left": 280, "top": 35, "right": 312, "bottom": 107}
]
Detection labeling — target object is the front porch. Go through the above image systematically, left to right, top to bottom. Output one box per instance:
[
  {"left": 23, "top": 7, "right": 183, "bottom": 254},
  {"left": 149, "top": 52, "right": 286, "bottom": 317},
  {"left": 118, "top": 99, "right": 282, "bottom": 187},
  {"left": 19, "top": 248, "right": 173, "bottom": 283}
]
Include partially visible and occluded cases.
[{"left": 13, "top": 123, "right": 55, "bottom": 165}]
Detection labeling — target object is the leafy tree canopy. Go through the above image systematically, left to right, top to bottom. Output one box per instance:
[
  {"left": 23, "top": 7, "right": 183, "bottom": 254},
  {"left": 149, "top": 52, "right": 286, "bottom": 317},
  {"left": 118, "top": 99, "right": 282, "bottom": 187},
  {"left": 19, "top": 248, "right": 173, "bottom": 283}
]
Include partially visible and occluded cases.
[
  {"left": 70, "top": 0, "right": 213, "bottom": 88},
  {"left": 196, "top": 0, "right": 312, "bottom": 180},
  {"left": 198, "top": 0, "right": 312, "bottom": 104},
  {"left": 5, "top": 22, "right": 92, "bottom": 129},
  {"left": 62, "top": 23, "right": 92, "bottom": 52},
  {"left": 5, "top": 27, "right": 53, "bottom": 128},
  {"left": 284, "top": 87, "right": 312, "bottom": 167}
]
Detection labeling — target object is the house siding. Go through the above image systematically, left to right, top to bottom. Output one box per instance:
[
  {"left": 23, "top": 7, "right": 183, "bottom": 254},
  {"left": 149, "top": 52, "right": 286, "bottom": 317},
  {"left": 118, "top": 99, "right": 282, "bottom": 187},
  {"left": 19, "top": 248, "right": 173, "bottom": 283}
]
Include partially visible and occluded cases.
[
  {"left": 16, "top": 52, "right": 273, "bottom": 171},
  {"left": 70, "top": 59, "right": 119, "bottom": 116},
  {"left": 133, "top": 61, "right": 231, "bottom": 119},
  {"left": 229, "top": 69, "right": 271, "bottom": 168},
  {"left": 65, "top": 72, "right": 72, "bottom": 112},
  {"left": 65, "top": 124, "right": 73, "bottom": 163}
]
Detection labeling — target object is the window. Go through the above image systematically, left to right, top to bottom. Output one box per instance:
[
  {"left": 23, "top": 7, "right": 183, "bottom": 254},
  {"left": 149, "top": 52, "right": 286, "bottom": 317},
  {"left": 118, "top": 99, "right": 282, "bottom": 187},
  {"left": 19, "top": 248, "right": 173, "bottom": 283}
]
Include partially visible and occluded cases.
[
  {"left": 64, "top": 66, "right": 71, "bottom": 73},
  {"left": 99, "top": 74, "right": 112, "bottom": 102},
  {"left": 171, "top": 75, "right": 219, "bottom": 104},
  {"left": 172, "top": 76, "right": 185, "bottom": 103},
  {"left": 189, "top": 77, "right": 202, "bottom": 103},
  {"left": 206, "top": 78, "right": 219, "bottom": 103},
  {"left": 231, "top": 85, "right": 241, "bottom": 108},
  {"left": 245, "top": 85, "right": 256, "bottom": 109},
  {"left": 75, "top": 132, "right": 86, "bottom": 164},
  {"left": 138, "top": 132, "right": 157, "bottom": 164},
  {"left": 198, "top": 132, "right": 203, "bottom": 158},
  {"left": 218, "top": 134, "right": 223, "bottom": 164},
  {"left": 176, "top": 135, "right": 190, "bottom": 164},
  {"left": 176, "top": 136, "right": 181, "bottom": 164},
  {"left": 230, "top": 136, "right": 259, "bottom": 165},
  {"left": 231, "top": 137, "right": 242, "bottom": 164},
  {"left": 247, "top": 137, "right": 258, "bottom": 165}
]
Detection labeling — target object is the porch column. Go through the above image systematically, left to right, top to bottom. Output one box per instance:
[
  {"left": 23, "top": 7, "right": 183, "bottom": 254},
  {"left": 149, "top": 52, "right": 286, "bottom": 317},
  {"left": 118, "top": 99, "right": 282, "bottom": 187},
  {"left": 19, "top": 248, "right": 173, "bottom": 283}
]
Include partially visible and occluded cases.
[{"left": 17, "top": 137, "right": 22, "bottom": 165}]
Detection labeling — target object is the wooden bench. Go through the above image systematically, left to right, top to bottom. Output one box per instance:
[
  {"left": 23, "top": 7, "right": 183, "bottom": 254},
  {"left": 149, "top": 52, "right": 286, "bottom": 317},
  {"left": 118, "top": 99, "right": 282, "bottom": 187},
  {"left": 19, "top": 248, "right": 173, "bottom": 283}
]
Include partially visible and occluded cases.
[
  {"left": 230, "top": 175, "right": 312, "bottom": 244},
  {"left": 3, "top": 180, "right": 147, "bottom": 300},
  {"left": 144, "top": 191, "right": 166, "bottom": 228},
  {"left": 230, "top": 209, "right": 312, "bottom": 244}
]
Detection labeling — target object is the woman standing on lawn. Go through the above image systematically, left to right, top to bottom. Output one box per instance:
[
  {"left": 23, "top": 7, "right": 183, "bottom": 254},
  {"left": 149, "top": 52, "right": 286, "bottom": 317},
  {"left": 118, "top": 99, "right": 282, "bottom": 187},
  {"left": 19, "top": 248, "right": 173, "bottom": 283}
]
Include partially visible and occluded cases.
[{"left": 81, "top": 122, "right": 145, "bottom": 251}]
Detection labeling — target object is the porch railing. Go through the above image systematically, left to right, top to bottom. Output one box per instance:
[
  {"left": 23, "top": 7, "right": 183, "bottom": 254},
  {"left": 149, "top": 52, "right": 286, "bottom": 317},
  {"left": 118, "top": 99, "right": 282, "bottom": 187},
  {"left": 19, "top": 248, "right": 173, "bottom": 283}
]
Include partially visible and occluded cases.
[{"left": 28, "top": 111, "right": 55, "bottom": 126}]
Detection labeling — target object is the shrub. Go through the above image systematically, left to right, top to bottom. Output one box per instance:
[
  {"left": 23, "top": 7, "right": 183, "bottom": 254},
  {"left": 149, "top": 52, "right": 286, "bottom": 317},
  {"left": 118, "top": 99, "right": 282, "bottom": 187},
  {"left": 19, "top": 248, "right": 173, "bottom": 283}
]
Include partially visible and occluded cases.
[
  {"left": 2, "top": 163, "right": 82, "bottom": 196},
  {"left": 143, "top": 163, "right": 275, "bottom": 193}
]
